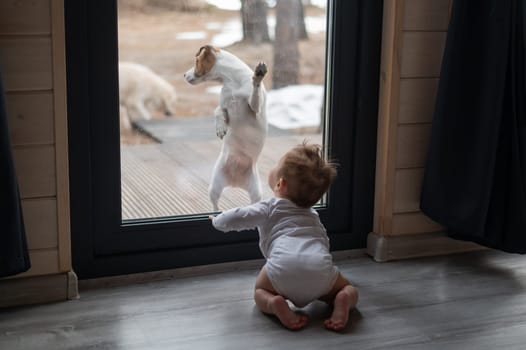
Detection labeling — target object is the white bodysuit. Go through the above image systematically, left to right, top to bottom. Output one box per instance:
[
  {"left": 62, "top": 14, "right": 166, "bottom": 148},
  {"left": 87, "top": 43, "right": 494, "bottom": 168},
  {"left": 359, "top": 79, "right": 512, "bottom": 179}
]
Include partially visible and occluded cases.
[{"left": 212, "top": 197, "right": 339, "bottom": 307}]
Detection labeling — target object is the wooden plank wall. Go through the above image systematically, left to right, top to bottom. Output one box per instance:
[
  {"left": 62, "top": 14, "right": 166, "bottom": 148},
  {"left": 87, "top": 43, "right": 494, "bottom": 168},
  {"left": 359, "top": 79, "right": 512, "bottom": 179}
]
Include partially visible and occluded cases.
[
  {"left": 0, "top": 0, "right": 71, "bottom": 279},
  {"left": 373, "top": 0, "right": 451, "bottom": 238}
]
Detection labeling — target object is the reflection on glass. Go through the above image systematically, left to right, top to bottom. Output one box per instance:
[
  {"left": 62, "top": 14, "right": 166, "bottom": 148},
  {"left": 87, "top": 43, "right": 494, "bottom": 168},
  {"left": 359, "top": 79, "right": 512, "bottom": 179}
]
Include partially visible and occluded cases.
[{"left": 118, "top": 0, "right": 328, "bottom": 220}]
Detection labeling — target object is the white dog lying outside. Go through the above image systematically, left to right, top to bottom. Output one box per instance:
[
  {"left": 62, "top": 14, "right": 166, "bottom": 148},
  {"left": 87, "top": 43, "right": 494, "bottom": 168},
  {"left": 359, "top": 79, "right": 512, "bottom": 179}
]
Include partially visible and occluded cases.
[
  {"left": 184, "top": 45, "right": 268, "bottom": 211},
  {"left": 119, "top": 62, "right": 177, "bottom": 130}
]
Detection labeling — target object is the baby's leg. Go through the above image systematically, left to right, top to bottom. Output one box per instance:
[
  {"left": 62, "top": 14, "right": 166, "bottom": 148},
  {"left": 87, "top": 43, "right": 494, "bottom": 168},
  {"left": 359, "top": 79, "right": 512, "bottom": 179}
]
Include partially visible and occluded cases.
[
  {"left": 254, "top": 266, "right": 308, "bottom": 330},
  {"left": 320, "top": 273, "right": 359, "bottom": 331}
]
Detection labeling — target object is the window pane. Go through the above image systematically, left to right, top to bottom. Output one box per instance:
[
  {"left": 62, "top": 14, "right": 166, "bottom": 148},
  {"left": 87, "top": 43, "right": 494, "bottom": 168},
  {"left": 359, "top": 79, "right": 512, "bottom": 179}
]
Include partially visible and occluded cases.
[{"left": 118, "top": 0, "right": 328, "bottom": 220}]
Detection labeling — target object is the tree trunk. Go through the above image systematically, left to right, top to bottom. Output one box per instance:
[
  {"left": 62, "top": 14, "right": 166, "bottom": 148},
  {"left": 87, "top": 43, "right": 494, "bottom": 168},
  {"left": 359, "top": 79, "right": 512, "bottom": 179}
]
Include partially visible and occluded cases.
[
  {"left": 240, "top": 0, "right": 270, "bottom": 44},
  {"left": 272, "top": 0, "right": 301, "bottom": 89},
  {"left": 297, "top": 0, "right": 308, "bottom": 40}
]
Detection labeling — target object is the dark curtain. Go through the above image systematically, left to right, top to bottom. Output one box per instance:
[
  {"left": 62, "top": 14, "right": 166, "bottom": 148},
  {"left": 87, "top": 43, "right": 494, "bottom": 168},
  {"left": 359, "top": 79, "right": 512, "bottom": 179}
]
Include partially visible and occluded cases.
[
  {"left": 421, "top": 0, "right": 526, "bottom": 253},
  {"left": 0, "top": 67, "right": 30, "bottom": 277}
]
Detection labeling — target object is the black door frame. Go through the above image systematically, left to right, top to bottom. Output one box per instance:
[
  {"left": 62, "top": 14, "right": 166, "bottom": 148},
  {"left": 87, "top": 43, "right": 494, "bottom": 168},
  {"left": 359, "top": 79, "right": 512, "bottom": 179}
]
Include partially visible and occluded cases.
[{"left": 66, "top": 0, "right": 383, "bottom": 279}]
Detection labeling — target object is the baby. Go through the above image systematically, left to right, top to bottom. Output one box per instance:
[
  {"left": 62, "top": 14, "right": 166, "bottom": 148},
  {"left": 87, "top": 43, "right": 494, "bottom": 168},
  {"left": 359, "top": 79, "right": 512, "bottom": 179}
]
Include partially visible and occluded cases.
[{"left": 210, "top": 142, "right": 358, "bottom": 331}]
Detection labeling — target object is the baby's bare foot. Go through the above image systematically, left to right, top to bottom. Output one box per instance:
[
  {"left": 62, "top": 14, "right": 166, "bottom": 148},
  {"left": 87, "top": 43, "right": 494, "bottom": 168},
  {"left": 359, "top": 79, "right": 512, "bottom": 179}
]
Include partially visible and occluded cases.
[
  {"left": 324, "top": 285, "right": 358, "bottom": 331},
  {"left": 269, "top": 295, "right": 308, "bottom": 330}
]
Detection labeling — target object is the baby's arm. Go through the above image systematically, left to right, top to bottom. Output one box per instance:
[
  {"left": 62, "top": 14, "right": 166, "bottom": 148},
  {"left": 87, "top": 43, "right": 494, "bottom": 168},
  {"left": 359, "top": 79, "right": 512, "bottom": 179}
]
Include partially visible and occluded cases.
[{"left": 210, "top": 201, "right": 268, "bottom": 232}]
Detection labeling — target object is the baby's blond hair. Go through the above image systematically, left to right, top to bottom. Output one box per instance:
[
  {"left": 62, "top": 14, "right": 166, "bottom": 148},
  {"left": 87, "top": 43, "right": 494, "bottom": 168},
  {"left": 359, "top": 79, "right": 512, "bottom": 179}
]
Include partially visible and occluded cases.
[{"left": 276, "top": 142, "right": 337, "bottom": 208}]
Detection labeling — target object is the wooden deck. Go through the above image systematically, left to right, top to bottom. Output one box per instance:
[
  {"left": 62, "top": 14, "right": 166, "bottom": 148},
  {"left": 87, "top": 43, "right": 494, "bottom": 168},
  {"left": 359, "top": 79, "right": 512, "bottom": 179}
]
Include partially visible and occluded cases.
[{"left": 121, "top": 118, "right": 322, "bottom": 220}]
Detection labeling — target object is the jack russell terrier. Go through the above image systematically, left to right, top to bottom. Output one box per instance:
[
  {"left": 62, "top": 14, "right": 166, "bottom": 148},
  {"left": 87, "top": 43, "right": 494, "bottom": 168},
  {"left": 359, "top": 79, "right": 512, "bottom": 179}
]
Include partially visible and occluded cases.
[{"left": 184, "top": 45, "right": 268, "bottom": 211}]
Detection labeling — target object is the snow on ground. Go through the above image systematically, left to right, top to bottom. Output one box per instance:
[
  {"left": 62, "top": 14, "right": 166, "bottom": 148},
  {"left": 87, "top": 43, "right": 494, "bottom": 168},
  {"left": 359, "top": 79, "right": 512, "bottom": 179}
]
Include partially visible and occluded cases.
[
  {"left": 206, "top": 0, "right": 327, "bottom": 11},
  {"left": 177, "top": 3, "right": 327, "bottom": 47},
  {"left": 202, "top": 15, "right": 326, "bottom": 47},
  {"left": 175, "top": 31, "right": 207, "bottom": 40},
  {"left": 206, "top": 84, "right": 324, "bottom": 130},
  {"left": 266, "top": 84, "right": 323, "bottom": 130}
]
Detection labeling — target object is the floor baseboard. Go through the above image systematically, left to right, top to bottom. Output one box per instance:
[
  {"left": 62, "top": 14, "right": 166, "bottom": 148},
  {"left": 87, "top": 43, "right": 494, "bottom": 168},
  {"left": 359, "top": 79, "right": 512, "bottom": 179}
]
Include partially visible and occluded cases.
[
  {"left": 367, "top": 231, "right": 484, "bottom": 262},
  {"left": 79, "top": 249, "right": 368, "bottom": 291},
  {"left": 0, "top": 271, "right": 78, "bottom": 308}
]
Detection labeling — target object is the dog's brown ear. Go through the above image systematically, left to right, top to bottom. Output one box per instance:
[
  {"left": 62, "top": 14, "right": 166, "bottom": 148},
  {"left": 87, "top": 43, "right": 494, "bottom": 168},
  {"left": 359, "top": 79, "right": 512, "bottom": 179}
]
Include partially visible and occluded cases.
[
  {"left": 195, "top": 45, "right": 217, "bottom": 77},
  {"left": 196, "top": 45, "right": 219, "bottom": 57},
  {"left": 195, "top": 46, "right": 206, "bottom": 57}
]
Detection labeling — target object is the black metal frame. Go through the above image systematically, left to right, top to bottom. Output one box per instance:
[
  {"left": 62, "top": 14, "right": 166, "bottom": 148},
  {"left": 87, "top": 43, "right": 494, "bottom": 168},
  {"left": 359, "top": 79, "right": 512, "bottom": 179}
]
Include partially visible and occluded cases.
[{"left": 66, "top": 0, "right": 383, "bottom": 279}]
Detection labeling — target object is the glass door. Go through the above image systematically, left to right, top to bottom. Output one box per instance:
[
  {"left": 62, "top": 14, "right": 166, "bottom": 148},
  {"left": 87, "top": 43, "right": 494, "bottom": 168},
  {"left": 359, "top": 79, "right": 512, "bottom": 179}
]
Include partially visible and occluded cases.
[
  {"left": 66, "top": 0, "right": 383, "bottom": 279},
  {"left": 118, "top": 0, "right": 328, "bottom": 220}
]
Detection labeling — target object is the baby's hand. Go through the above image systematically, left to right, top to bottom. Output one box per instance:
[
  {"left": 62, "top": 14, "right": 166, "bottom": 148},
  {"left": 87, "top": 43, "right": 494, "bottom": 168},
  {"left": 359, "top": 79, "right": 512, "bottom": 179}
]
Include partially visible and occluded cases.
[{"left": 208, "top": 215, "right": 216, "bottom": 220}]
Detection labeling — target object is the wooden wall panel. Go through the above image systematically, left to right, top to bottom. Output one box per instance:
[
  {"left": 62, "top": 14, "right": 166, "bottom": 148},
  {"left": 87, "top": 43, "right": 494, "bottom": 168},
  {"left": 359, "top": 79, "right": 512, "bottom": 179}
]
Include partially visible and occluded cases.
[
  {"left": 0, "top": 0, "right": 51, "bottom": 34},
  {"left": 0, "top": 0, "right": 73, "bottom": 304},
  {"left": 50, "top": 0, "right": 71, "bottom": 272},
  {"left": 367, "top": 0, "right": 462, "bottom": 260},
  {"left": 372, "top": 0, "right": 404, "bottom": 235},
  {"left": 403, "top": 0, "right": 450, "bottom": 31},
  {"left": 400, "top": 32, "right": 447, "bottom": 78},
  {"left": 0, "top": 37, "right": 53, "bottom": 91},
  {"left": 398, "top": 78, "right": 439, "bottom": 124},
  {"left": 6, "top": 92, "right": 55, "bottom": 145},
  {"left": 396, "top": 124, "right": 431, "bottom": 168},
  {"left": 13, "top": 145, "right": 56, "bottom": 198},
  {"left": 393, "top": 168, "right": 424, "bottom": 213},
  {"left": 22, "top": 198, "right": 58, "bottom": 250},
  {"left": 392, "top": 212, "right": 444, "bottom": 235},
  {"left": 20, "top": 250, "right": 60, "bottom": 277}
]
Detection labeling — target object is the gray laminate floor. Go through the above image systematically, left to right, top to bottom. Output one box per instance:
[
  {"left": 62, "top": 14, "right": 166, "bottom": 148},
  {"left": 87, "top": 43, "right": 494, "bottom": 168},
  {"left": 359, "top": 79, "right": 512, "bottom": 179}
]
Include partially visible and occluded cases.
[{"left": 2, "top": 249, "right": 526, "bottom": 349}]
